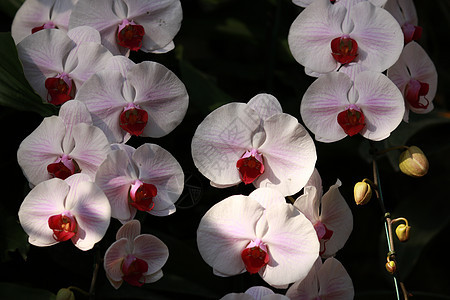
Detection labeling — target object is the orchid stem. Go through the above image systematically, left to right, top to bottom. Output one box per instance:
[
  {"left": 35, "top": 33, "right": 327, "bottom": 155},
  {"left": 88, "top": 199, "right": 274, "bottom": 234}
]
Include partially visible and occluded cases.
[
  {"left": 375, "top": 145, "right": 409, "bottom": 156},
  {"left": 371, "top": 146, "right": 409, "bottom": 300},
  {"left": 89, "top": 246, "right": 101, "bottom": 300}
]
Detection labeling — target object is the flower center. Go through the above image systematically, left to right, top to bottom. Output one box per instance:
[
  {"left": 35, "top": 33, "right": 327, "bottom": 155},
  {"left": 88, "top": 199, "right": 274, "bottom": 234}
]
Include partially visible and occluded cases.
[
  {"left": 117, "top": 19, "right": 145, "bottom": 51},
  {"left": 31, "top": 21, "right": 57, "bottom": 34},
  {"left": 401, "top": 23, "right": 422, "bottom": 44},
  {"left": 331, "top": 36, "right": 358, "bottom": 64},
  {"left": 44, "top": 73, "right": 74, "bottom": 105},
  {"left": 405, "top": 79, "right": 430, "bottom": 109},
  {"left": 119, "top": 105, "right": 149, "bottom": 136},
  {"left": 337, "top": 106, "right": 366, "bottom": 136},
  {"left": 236, "top": 149, "right": 264, "bottom": 185},
  {"left": 47, "top": 154, "right": 80, "bottom": 180},
  {"left": 129, "top": 180, "right": 157, "bottom": 212},
  {"left": 48, "top": 213, "right": 78, "bottom": 242},
  {"left": 314, "top": 221, "right": 334, "bottom": 256},
  {"left": 241, "top": 239, "right": 269, "bottom": 274},
  {"left": 121, "top": 255, "right": 148, "bottom": 287}
]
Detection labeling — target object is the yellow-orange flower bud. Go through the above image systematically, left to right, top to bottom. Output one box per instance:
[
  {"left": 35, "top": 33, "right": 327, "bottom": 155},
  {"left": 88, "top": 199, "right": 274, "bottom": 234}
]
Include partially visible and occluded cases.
[
  {"left": 399, "top": 146, "right": 429, "bottom": 178},
  {"left": 354, "top": 180, "right": 372, "bottom": 205},
  {"left": 395, "top": 223, "right": 411, "bottom": 242},
  {"left": 385, "top": 260, "right": 396, "bottom": 275},
  {"left": 56, "top": 288, "right": 75, "bottom": 300}
]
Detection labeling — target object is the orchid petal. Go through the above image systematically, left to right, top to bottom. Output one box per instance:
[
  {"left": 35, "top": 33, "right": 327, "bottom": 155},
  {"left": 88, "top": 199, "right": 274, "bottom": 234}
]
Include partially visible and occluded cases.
[
  {"left": 288, "top": 0, "right": 346, "bottom": 73},
  {"left": 384, "top": 0, "right": 418, "bottom": 26},
  {"left": 349, "top": 1, "right": 403, "bottom": 72},
  {"left": 67, "top": 25, "right": 102, "bottom": 45},
  {"left": 17, "top": 28, "right": 75, "bottom": 100},
  {"left": 126, "top": 61, "right": 188, "bottom": 138},
  {"left": 355, "top": 71, "right": 404, "bottom": 141},
  {"left": 301, "top": 72, "right": 353, "bottom": 142},
  {"left": 246, "top": 93, "right": 283, "bottom": 121},
  {"left": 59, "top": 100, "right": 93, "bottom": 152},
  {"left": 192, "top": 103, "right": 260, "bottom": 186},
  {"left": 256, "top": 113, "right": 317, "bottom": 196},
  {"left": 17, "top": 116, "right": 66, "bottom": 186},
  {"left": 68, "top": 123, "right": 110, "bottom": 180},
  {"left": 132, "top": 143, "right": 184, "bottom": 216},
  {"left": 95, "top": 149, "right": 137, "bottom": 221},
  {"left": 64, "top": 174, "right": 111, "bottom": 250},
  {"left": 18, "top": 178, "right": 69, "bottom": 247},
  {"left": 319, "top": 180, "right": 353, "bottom": 257},
  {"left": 249, "top": 187, "right": 286, "bottom": 210},
  {"left": 197, "top": 195, "right": 264, "bottom": 276},
  {"left": 260, "top": 202, "right": 319, "bottom": 286},
  {"left": 116, "top": 220, "right": 141, "bottom": 242},
  {"left": 133, "top": 234, "right": 169, "bottom": 275},
  {"left": 104, "top": 238, "right": 128, "bottom": 283},
  {"left": 285, "top": 258, "right": 320, "bottom": 300},
  {"left": 318, "top": 258, "right": 354, "bottom": 299},
  {"left": 143, "top": 269, "right": 164, "bottom": 284},
  {"left": 221, "top": 294, "right": 254, "bottom": 300}
]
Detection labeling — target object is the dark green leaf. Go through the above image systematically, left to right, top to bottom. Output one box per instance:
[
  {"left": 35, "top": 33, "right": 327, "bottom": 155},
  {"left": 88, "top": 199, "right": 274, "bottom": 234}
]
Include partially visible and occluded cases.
[{"left": 0, "top": 282, "right": 55, "bottom": 300}]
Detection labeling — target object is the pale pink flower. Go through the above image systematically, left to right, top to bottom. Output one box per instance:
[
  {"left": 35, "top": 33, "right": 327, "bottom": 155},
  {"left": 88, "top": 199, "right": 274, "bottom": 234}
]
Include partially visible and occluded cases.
[
  {"left": 11, "top": 0, "right": 78, "bottom": 44},
  {"left": 69, "top": 0, "right": 182, "bottom": 56},
  {"left": 288, "top": 0, "right": 403, "bottom": 75},
  {"left": 384, "top": 0, "right": 421, "bottom": 44},
  {"left": 387, "top": 41, "right": 437, "bottom": 122},
  {"left": 74, "top": 56, "right": 188, "bottom": 143},
  {"left": 300, "top": 71, "right": 405, "bottom": 142},
  {"left": 191, "top": 93, "right": 316, "bottom": 196},
  {"left": 17, "top": 100, "right": 111, "bottom": 187},
  {"left": 95, "top": 143, "right": 184, "bottom": 223},
  {"left": 293, "top": 169, "right": 353, "bottom": 258},
  {"left": 18, "top": 173, "right": 111, "bottom": 251},
  {"left": 197, "top": 187, "right": 320, "bottom": 288},
  {"left": 104, "top": 220, "right": 169, "bottom": 289},
  {"left": 286, "top": 257, "right": 354, "bottom": 300},
  {"left": 221, "top": 286, "right": 289, "bottom": 300}
]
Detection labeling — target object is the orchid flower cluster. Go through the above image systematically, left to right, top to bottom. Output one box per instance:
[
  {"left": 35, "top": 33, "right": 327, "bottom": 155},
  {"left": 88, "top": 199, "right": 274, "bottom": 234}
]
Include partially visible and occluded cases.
[
  {"left": 11, "top": 0, "right": 438, "bottom": 298},
  {"left": 15, "top": 0, "right": 186, "bottom": 289}
]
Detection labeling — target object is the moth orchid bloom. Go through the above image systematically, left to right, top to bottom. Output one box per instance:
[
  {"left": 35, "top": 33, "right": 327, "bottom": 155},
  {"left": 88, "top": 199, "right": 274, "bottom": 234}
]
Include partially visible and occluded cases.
[
  {"left": 11, "top": 0, "right": 78, "bottom": 44},
  {"left": 69, "top": 0, "right": 182, "bottom": 56},
  {"left": 288, "top": 0, "right": 403, "bottom": 75},
  {"left": 292, "top": 0, "right": 387, "bottom": 8},
  {"left": 384, "top": 0, "right": 422, "bottom": 44},
  {"left": 17, "top": 26, "right": 113, "bottom": 105},
  {"left": 387, "top": 41, "right": 437, "bottom": 122},
  {"left": 74, "top": 56, "right": 188, "bottom": 143},
  {"left": 301, "top": 71, "right": 405, "bottom": 142},
  {"left": 191, "top": 93, "right": 316, "bottom": 196},
  {"left": 17, "top": 100, "right": 111, "bottom": 187},
  {"left": 95, "top": 143, "right": 184, "bottom": 223},
  {"left": 293, "top": 169, "right": 353, "bottom": 257},
  {"left": 18, "top": 173, "right": 111, "bottom": 250},
  {"left": 197, "top": 188, "right": 320, "bottom": 288},
  {"left": 104, "top": 220, "right": 169, "bottom": 289},
  {"left": 286, "top": 258, "right": 354, "bottom": 300},
  {"left": 220, "top": 286, "right": 289, "bottom": 300}
]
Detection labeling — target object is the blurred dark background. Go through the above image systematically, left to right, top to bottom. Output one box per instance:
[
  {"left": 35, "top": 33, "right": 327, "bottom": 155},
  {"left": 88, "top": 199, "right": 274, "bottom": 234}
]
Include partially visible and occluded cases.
[{"left": 1, "top": 0, "right": 449, "bottom": 299}]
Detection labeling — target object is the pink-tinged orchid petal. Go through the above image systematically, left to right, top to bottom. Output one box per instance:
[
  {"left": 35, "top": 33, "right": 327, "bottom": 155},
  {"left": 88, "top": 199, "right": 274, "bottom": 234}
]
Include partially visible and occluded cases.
[
  {"left": 11, "top": 0, "right": 77, "bottom": 44},
  {"left": 69, "top": 0, "right": 182, "bottom": 56},
  {"left": 288, "top": 0, "right": 346, "bottom": 74},
  {"left": 384, "top": 0, "right": 419, "bottom": 44},
  {"left": 349, "top": 1, "right": 403, "bottom": 72},
  {"left": 66, "top": 25, "right": 101, "bottom": 45},
  {"left": 17, "top": 29, "right": 74, "bottom": 100},
  {"left": 387, "top": 41, "right": 437, "bottom": 121},
  {"left": 127, "top": 61, "right": 189, "bottom": 138},
  {"left": 355, "top": 71, "right": 405, "bottom": 141},
  {"left": 301, "top": 72, "right": 352, "bottom": 142},
  {"left": 247, "top": 93, "right": 283, "bottom": 121},
  {"left": 59, "top": 100, "right": 93, "bottom": 152},
  {"left": 192, "top": 103, "right": 260, "bottom": 186},
  {"left": 256, "top": 113, "right": 316, "bottom": 196},
  {"left": 17, "top": 116, "right": 66, "bottom": 186},
  {"left": 68, "top": 123, "right": 111, "bottom": 181},
  {"left": 132, "top": 143, "right": 184, "bottom": 216},
  {"left": 95, "top": 149, "right": 138, "bottom": 221},
  {"left": 64, "top": 174, "right": 111, "bottom": 251},
  {"left": 18, "top": 178, "right": 69, "bottom": 247},
  {"left": 249, "top": 188, "right": 286, "bottom": 210},
  {"left": 197, "top": 195, "right": 264, "bottom": 276},
  {"left": 260, "top": 202, "right": 319, "bottom": 287},
  {"left": 116, "top": 219, "right": 141, "bottom": 242},
  {"left": 133, "top": 235, "right": 169, "bottom": 275},
  {"left": 104, "top": 238, "right": 129, "bottom": 284},
  {"left": 286, "top": 257, "right": 354, "bottom": 299},
  {"left": 143, "top": 269, "right": 164, "bottom": 284},
  {"left": 221, "top": 286, "right": 289, "bottom": 300}
]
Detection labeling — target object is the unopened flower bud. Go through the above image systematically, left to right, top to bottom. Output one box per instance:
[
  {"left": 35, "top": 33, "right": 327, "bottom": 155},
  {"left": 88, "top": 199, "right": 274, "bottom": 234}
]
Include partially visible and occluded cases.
[
  {"left": 399, "top": 146, "right": 429, "bottom": 178},
  {"left": 354, "top": 180, "right": 372, "bottom": 205},
  {"left": 395, "top": 223, "right": 411, "bottom": 242},
  {"left": 385, "top": 260, "right": 396, "bottom": 275},
  {"left": 56, "top": 288, "right": 75, "bottom": 300}
]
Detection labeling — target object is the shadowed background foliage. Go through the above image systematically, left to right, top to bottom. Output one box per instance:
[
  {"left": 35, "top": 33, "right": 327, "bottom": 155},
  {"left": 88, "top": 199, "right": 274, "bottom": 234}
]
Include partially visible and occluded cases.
[{"left": 1, "top": 0, "right": 449, "bottom": 299}]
